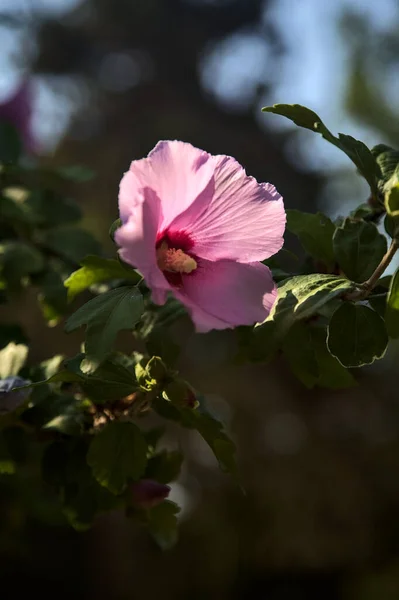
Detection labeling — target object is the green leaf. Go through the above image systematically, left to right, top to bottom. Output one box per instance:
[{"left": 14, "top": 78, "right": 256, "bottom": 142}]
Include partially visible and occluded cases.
[
  {"left": 262, "top": 103, "right": 328, "bottom": 132},
  {"left": 262, "top": 104, "right": 380, "bottom": 196},
  {"left": 0, "top": 122, "right": 21, "bottom": 163},
  {"left": 336, "top": 134, "right": 381, "bottom": 197},
  {"left": 372, "top": 144, "right": 399, "bottom": 189},
  {"left": 56, "top": 165, "right": 95, "bottom": 182},
  {"left": 385, "top": 183, "right": 399, "bottom": 227},
  {"left": 26, "top": 190, "right": 82, "bottom": 227},
  {"left": 0, "top": 193, "right": 36, "bottom": 225},
  {"left": 349, "top": 202, "right": 375, "bottom": 221},
  {"left": 286, "top": 209, "right": 335, "bottom": 267},
  {"left": 385, "top": 214, "right": 396, "bottom": 238},
  {"left": 109, "top": 218, "right": 122, "bottom": 241},
  {"left": 333, "top": 218, "right": 387, "bottom": 283},
  {"left": 41, "top": 227, "right": 101, "bottom": 264},
  {"left": 0, "top": 241, "right": 45, "bottom": 283},
  {"left": 64, "top": 255, "right": 140, "bottom": 301},
  {"left": 36, "top": 268, "right": 68, "bottom": 325},
  {"left": 386, "top": 268, "right": 399, "bottom": 338},
  {"left": 258, "top": 274, "right": 354, "bottom": 337},
  {"left": 377, "top": 275, "right": 392, "bottom": 289},
  {"left": 367, "top": 278, "right": 390, "bottom": 317},
  {"left": 65, "top": 286, "right": 144, "bottom": 370},
  {"left": 368, "top": 292, "right": 387, "bottom": 318},
  {"left": 137, "top": 296, "right": 186, "bottom": 367},
  {"left": 152, "top": 296, "right": 188, "bottom": 330},
  {"left": 327, "top": 303, "right": 388, "bottom": 367},
  {"left": 281, "top": 321, "right": 356, "bottom": 389},
  {"left": 235, "top": 322, "right": 278, "bottom": 364},
  {"left": 282, "top": 322, "right": 319, "bottom": 388},
  {"left": 311, "top": 326, "right": 357, "bottom": 389},
  {"left": 145, "top": 327, "right": 181, "bottom": 368},
  {"left": 0, "top": 342, "right": 28, "bottom": 378},
  {"left": 40, "top": 354, "right": 65, "bottom": 379},
  {"left": 25, "top": 355, "right": 138, "bottom": 403},
  {"left": 81, "top": 360, "right": 138, "bottom": 402},
  {"left": 23, "top": 370, "right": 82, "bottom": 389},
  {"left": 22, "top": 390, "right": 84, "bottom": 430},
  {"left": 157, "top": 399, "right": 237, "bottom": 477},
  {"left": 43, "top": 402, "right": 85, "bottom": 436},
  {"left": 188, "top": 407, "right": 237, "bottom": 475},
  {"left": 87, "top": 421, "right": 148, "bottom": 494},
  {"left": 1, "top": 427, "right": 28, "bottom": 463},
  {"left": 144, "top": 427, "right": 165, "bottom": 454},
  {"left": 0, "top": 430, "right": 16, "bottom": 474},
  {"left": 0, "top": 431, "right": 17, "bottom": 474},
  {"left": 42, "top": 439, "right": 119, "bottom": 529},
  {"left": 145, "top": 450, "right": 183, "bottom": 484},
  {"left": 0, "top": 459, "right": 15, "bottom": 474},
  {"left": 147, "top": 500, "right": 180, "bottom": 550}
]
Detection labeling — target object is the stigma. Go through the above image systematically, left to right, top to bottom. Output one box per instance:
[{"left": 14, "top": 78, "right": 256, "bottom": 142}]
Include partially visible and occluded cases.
[{"left": 156, "top": 241, "right": 197, "bottom": 274}]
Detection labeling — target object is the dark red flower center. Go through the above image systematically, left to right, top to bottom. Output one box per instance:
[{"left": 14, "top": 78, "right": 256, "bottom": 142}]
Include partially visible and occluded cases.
[{"left": 156, "top": 230, "right": 197, "bottom": 287}]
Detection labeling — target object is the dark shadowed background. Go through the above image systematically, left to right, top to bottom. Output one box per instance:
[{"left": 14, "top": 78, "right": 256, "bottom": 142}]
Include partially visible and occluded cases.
[{"left": 1, "top": 0, "right": 399, "bottom": 598}]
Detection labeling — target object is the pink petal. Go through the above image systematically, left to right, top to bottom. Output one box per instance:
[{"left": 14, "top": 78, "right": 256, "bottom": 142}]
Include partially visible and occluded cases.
[
  {"left": 0, "top": 79, "right": 37, "bottom": 153},
  {"left": 120, "top": 141, "right": 217, "bottom": 229},
  {"left": 169, "top": 154, "right": 285, "bottom": 262},
  {"left": 118, "top": 170, "right": 143, "bottom": 223},
  {"left": 115, "top": 186, "right": 169, "bottom": 303},
  {"left": 174, "top": 260, "right": 277, "bottom": 332}
]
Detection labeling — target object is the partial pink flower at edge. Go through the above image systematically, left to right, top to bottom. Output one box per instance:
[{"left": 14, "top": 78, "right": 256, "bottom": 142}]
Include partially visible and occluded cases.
[
  {"left": 0, "top": 79, "right": 36, "bottom": 153},
  {"left": 115, "top": 140, "right": 286, "bottom": 332},
  {"left": 130, "top": 479, "right": 171, "bottom": 509}
]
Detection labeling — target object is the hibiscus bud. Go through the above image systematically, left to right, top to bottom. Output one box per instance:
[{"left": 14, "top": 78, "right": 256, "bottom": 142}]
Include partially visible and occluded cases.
[
  {"left": 109, "top": 218, "right": 122, "bottom": 241},
  {"left": 135, "top": 356, "right": 167, "bottom": 390},
  {"left": 146, "top": 356, "right": 167, "bottom": 381},
  {"left": 0, "top": 376, "right": 31, "bottom": 414},
  {"left": 162, "top": 379, "right": 198, "bottom": 409},
  {"left": 130, "top": 479, "right": 170, "bottom": 509}
]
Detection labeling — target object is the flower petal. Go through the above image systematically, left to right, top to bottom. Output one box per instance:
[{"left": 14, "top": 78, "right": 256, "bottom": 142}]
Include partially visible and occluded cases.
[
  {"left": 0, "top": 79, "right": 36, "bottom": 153},
  {"left": 120, "top": 141, "right": 216, "bottom": 229},
  {"left": 169, "top": 154, "right": 285, "bottom": 262},
  {"left": 118, "top": 170, "right": 143, "bottom": 223},
  {"left": 115, "top": 186, "right": 169, "bottom": 303},
  {"left": 174, "top": 259, "right": 277, "bottom": 332}
]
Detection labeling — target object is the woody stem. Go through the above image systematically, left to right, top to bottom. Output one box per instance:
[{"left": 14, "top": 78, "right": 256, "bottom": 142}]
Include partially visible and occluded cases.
[{"left": 346, "top": 238, "right": 399, "bottom": 301}]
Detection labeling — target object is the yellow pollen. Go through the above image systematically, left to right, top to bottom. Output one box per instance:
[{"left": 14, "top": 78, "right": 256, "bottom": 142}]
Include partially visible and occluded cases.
[{"left": 157, "top": 242, "right": 197, "bottom": 274}]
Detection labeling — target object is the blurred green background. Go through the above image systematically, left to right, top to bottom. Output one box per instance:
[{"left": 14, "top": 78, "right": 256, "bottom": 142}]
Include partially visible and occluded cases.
[{"left": 1, "top": 0, "right": 399, "bottom": 598}]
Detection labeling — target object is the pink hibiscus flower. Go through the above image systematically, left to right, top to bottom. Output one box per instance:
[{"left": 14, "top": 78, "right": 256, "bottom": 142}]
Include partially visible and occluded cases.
[
  {"left": 0, "top": 79, "right": 36, "bottom": 153},
  {"left": 115, "top": 141, "right": 285, "bottom": 332}
]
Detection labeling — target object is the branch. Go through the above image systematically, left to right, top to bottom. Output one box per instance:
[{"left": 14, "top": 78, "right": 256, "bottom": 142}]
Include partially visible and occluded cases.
[{"left": 346, "top": 238, "right": 399, "bottom": 301}]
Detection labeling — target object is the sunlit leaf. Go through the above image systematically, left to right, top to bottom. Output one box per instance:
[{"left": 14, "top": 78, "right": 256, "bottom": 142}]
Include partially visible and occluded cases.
[
  {"left": 263, "top": 104, "right": 380, "bottom": 196},
  {"left": 64, "top": 255, "right": 140, "bottom": 301},
  {"left": 258, "top": 274, "right": 354, "bottom": 337},
  {"left": 65, "top": 286, "right": 144, "bottom": 371},
  {"left": 0, "top": 342, "right": 28, "bottom": 378}
]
